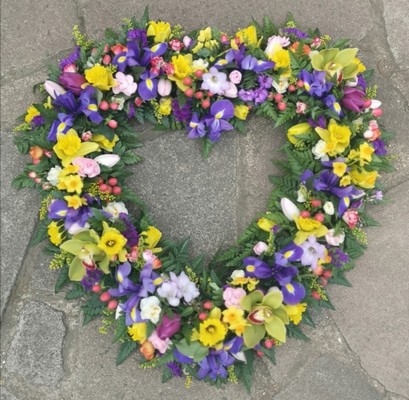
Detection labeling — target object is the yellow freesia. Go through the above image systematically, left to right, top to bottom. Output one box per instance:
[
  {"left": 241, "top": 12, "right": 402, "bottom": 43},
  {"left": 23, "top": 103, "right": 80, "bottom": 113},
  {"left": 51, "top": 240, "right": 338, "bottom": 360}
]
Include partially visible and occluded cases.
[
  {"left": 147, "top": 21, "right": 171, "bottom": 43},
  {"left": 231, "top": 25, "right": 260, "bottom": 49},
  {"left": 198, "top": 27, "right": 212, "bottom": 42},
  {"left": 272, "top": 49, "right": 291, "bottom": 70},
  {"left": 168, "top": 54, "right": 193, "bottom": 91},
  {"left": 85, "top": 64, "right": 115, "bottom": 91},
  {"left": 159, "top": 97, "right": 172, "bottom": 116},
  {"left": 25, "top": 105, "right": 40, "bottom": 123},
  {"left": 234, "top": 105, "right": 249, "bottom": 120},
  {"left": 315, "top": 119, "right": 352, "bottom": 156},
  {"left": 287, "top": 122, "right": 312, "bottom": 144},
  {"left": 91, "top": 134, "right": 119, "bottom": 151},
  {"left": 333, "top": 162, "right": 347, "bottom": 177},
  {"left": 64, "top": 195, "right": 86, "bottom": 209},
  {"left": 257, "top": 217, "right": 275, "bottom": 232},
  {"left": 294, "top": 217, "right": 328, "bottom": 245},
  {"left": 48, "top": 221, "right": 64, "bottom": 245},
  {"left": 141, "top": 226, "right": 162, "bottom": 253},
  {"left": 285, "top": 303, "right": 307, "bottom": 325},
  {"left": 128, "top": 323, "right": 147, "bottom": 343}
]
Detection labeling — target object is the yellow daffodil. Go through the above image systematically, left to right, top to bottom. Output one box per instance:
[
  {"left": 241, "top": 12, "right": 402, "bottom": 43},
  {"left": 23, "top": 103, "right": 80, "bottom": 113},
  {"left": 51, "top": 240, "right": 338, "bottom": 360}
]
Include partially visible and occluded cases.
[
  {"left": 147, "top": 21, "right": 171, "bottom": 43},
  {"left": 231, "top": 26, "right": 260, "bottom": 49},
  {"left": 272, "top": 49, "right": 291, "bottom": 70},
  {"left": 168, "top": 54, "right": 193, "bottom": 91},
  {"left": 85, "top": 64, "right": 115, "bottom": 91},
  {"left": 25, "top": 105, "right": 40, "bottom": 123},
  {"left": 234, "top": 105, "right": 249, "bottom": 120},
  {"left": 315, "top": 119, "right": 352, "bottom": 156},
  {"left": 53, "top": 129, "right": 99, "bottom": 166},
  {"left": 91, "top": 134, "right": 119, "bottom": 151},
  {"left": 348, "top": 142, "right": 374, "bottom": 166},
  {"left": 333, "top": 162, "right": 348, "bottom": 177},
  {"left": 349, "top": 166, "right": 378, "bottom": 189},
  {"left": 294, "top": 217, "right": 328, "bottom": 245},
  {"left": 98, "top": 221, "right": 127, "bottom": 257},
  {"left": 285, "top": 303, "right": 307, "bottom": 325},
  {"left": 198, "top": 308, "right": 227, "bottom": 347},
  {"left": 128, "top": 323, "right": 147, "bottom": 343}
]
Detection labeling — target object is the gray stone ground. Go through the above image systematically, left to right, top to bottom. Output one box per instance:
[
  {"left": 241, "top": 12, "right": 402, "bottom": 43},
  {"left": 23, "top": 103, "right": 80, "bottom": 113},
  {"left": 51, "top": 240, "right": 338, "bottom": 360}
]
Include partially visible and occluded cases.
[{"left": 1, "top": 1, "right": 409, "bottom": 399}]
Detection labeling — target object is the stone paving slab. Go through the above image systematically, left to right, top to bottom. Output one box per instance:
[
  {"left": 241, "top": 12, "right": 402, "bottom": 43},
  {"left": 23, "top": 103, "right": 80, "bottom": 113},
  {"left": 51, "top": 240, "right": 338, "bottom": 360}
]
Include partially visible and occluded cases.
[{"left": 329, "top": 181, "right": 409, "bottom": 398}]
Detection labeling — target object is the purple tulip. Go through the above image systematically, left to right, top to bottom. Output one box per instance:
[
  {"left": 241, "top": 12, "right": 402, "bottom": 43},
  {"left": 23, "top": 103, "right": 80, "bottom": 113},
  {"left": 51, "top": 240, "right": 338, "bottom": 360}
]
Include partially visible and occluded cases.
[
  {"left": 58, "top": 72, "right": 86, "bottom": 96},
  {"left": 341, "top": 87, "right": 366, "bottom": 112},
  {"left": 157, "top": 314, "right": 181, "bottom": 340}
]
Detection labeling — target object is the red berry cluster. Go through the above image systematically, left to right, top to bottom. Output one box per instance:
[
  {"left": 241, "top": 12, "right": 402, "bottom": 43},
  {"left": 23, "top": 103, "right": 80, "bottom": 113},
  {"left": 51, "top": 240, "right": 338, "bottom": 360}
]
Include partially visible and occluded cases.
[{"left": 98, "top": 177, "right": 122, "bottom": 195}]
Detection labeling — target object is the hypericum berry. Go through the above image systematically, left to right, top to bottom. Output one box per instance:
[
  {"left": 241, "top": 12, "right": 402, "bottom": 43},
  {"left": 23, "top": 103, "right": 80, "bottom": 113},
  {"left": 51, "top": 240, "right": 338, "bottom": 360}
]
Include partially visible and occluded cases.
[
  {"left": 102, "top": 54, "right": 111, "bottom": 65},
  {"left": 194, "top": 70, "right": 204, "bottom": 79},
  {"left": 182, "top": 76, "right": 193, "bottom": 86},
  {"left": 297, "top": 79, "right": 304, "bottom": 88},
  {"left": 288, "top": 84, "right": 296, "bottom": 92},
  {"left": 184, "top": 88, "right": 194, "bottom": 98},
  {"left": 194, "top": 91, "right": 203, "bottom": 99},
  {"left": 207, "top": 91, "right": 214, "bottom": 97},
  {"left": 274, "top": 93, "right": 283, "bottom": 102},
  {"left": 201, "top": 99, "right": 211, "bottom": 109},
  {"left": 363, "top": 99, "right": 372, "bottom": 108},
  {"left": 99, "top": 100, "right": 109, "bottom": 111},
  {"left": 277, "top": 101, "right": 287, "bottom": 111},
  {"left": 110, "top": 102, "right": 119, "bottom": 110},
  {"left": 372, "top": 108, "right": 383, "bottom": 117},
  {"left": 108, "top": 119, "right": 118, "bottom": 129},
  {"left": 28, "top": 171, "right": 37, "bottom": 179},
  {"left": 34, "top": 177, "right": 42, "bottom": 184},
  {"left": 96, "top": 177, "right": 104, "bottom": 184},
  {"left": 107, "top": 177, "right": 118, "bottom": 186},
  {"left": 99, "top": 183, "right": 109, "bottom": 192},
  {"left": 105, "top": 185, "right": 113, "bottom": 194},
  {"left": 112, "top": 186, "right": 122, "bottom": 195},
  {"left": 311, "top": 199, "right": 322, "bottom": 208},
  {"left": 300, "top": 210, "right": 311, "bottom": 218},
  {"left": 314, "top": 213, "right": 325, "bottom": 223},
  {"left": 152, "top": 258, "right": 162, "bottom": 269},
  {"left": 313, "top": 265, "right": 324, "bottom": 276},
  {"left": 322, "top": 270, "right": 332, "bottom": 279},
  {"left": 92, "top": 284, "right": 102, "bottom": 294},
  {"left": 311, "top": 291, "right": 321, "bottom": 300},
  {"left": 99, "top": 292, "right": 111, "bottom": 302},
  {"left": 107, "top": 299, "right": 118, "bottom": 310},
  {"left": 203, "top": 301, "right": 212, "bottom": 310},
  {"left": 198, "top": 312, "right": 208, "bottom": 321},
  {"left": 264, "top": 339, "right": 274, "bottom": 349},
  {"left": 256, "top": 351, "right": 264, "bottom": 357}
]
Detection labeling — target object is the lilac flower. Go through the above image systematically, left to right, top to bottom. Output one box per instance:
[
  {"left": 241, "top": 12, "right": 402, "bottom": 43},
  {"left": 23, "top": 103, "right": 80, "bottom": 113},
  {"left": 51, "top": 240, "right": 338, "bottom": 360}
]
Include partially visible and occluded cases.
[
  {"left": 281, "top": 27, "right": 309, "bottom": 39},
  {"left": 127, "top": 29, "right": 148, "bottom": 47},
  {"left": 59, "top": 46, "right": 80, "bottom": 70},
  {"left": 201, "top": 67, "right": 230, "bottom": 95},
  {"left": 299, "top": 70, "right": 334, "bottom": 98},
  {"left": 138, "top": 71, "right": 158, "bottom": 100},
  {"left": 258, "top": 74, "right": 273, "bottom": 89},
  {"left": 78, "top": 86, "right": 103, "bottom": 124},
  {"left": 253, "top": 87, "right": 269, "bottom": 104},
  {"left": 238, "top": 89, "right": 255, "bottom": 101},
  {"left": 172, "top": 99, "right": 192, "bottom": 122},
  {"left": 204, "top": 99, "right": 235, "bottom": 143},
  {"left": 31, "top": 115, "right": 45, "bottom": 129},
  {"left": 373, "top": 139, "right": 387, "bottom": 156},
  {"left": 120, "top": 214, "right": 139, "bottom": 247},
  {"left": 300, "top": 236, "right": 326, "bottom": 269},
  {"left": 327, "top": 247, "right": 349, "bottom": 268},
  {"left": 243, "top": 256, "right": 272, "bottom": 279},
  {"left": 139, "top": 263, "right": 161, "bottom": 298},
  {"left": 80, "top": 269, "right": 103, "bottom": 291},
  {"left": 157, "top": 271, "right": 199, "bottom": 306},
  {"left": 197, "top": 349, "right": 235, "bottom": 381},
  {"left": 166, "top": 362, "right": 183, "bottom": 377}
]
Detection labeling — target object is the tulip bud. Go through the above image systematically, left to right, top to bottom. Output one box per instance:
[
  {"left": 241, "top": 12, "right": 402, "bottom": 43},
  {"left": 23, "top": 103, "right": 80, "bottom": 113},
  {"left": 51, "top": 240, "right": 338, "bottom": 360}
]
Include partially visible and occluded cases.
[
  {"left": 157, "top": 78, "right": 172, "bottom": 96},
  {"left": 44, "top": 80, "right": 66, "bottom": 99},
  {"left": 94, "top": 154, "right": 120, "bottom": 168},
  {"left": 281, "top": 198, "right": 300, "bottom": 221}
]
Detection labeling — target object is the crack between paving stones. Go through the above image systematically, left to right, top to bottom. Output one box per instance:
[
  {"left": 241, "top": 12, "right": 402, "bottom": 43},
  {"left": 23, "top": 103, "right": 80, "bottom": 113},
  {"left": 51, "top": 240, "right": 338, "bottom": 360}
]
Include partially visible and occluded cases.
[{"left": 384, "top": 176, "right": 409, "bottom": 194}]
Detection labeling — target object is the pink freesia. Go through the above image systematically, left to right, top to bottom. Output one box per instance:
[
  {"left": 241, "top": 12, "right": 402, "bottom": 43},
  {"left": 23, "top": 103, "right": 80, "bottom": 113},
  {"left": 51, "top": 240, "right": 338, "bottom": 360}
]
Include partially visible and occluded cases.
[
  {"left": 112, "top": 72, "right": 137, "bottom": 96},
  {"left": 72, "top": 157, "right": 100, "bottom": 178},
  {"left": 223, "top": 287, "right": 246, "bottom": 308},
  {"left": 148, "top": 331, "right": 171, "bottom": 354}
]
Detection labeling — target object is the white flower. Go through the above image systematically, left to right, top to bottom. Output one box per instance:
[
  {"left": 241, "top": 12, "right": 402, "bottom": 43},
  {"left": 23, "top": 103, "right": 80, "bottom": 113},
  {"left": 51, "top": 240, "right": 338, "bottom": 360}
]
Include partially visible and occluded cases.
[
  {"left": 192, "top": 58, "right": 209, "bottom": 70},
  {"left": 112, "top": 72, "right": 137, "bottom": 96},
  {"left": 272, "top": 77, "right": 289, "bottom": 94},
  {"left": 44, "top": 80, "right": 65, "bottom": 99},
  {"left": 111, "top": 96, "right": 125, "bottom": 110},
  {"left": 312, "top": 140, "right": 329, "bottom": 161},
  {"left": 94, "top": 154, "right": 120, "bottom": 167},
  {"left": 47, "top": 166, "right": 62, "bottom": 186},
  {"left": 297, "top": 188, "right": 307, "bottom": 203},
  {"left": 281, "top": 198, "right": 300, "bottom": 221},
  {"left": 323, "top": 201, "right": 335, "bottom": 215},
  {"left": 103, "top": 202, "right": 128, "bottom": 221},
  {"left": 68, "top": 222, "right": 90, "bottom": 235},
  {"left": 325, "top": 229, "right": 345, "bottom": 246},
  {"left": 253, "top": 241, "right": 268, "bottom": 256},
  {"left": 231, "top": 270, "right": 245, "bottom": 280},
  {"left": 175, "top": 271, "right": 200, "bottom": 303},
  {"left": 157, "top": 281, "right": 181, "bottom": 306},
  {"left": 140, "top": 296, "right": 162, "bottom": 324}
]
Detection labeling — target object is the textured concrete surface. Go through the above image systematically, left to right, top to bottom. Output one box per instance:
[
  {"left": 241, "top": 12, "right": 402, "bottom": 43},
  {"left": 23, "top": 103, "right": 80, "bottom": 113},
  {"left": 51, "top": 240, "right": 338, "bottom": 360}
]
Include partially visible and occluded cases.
[{"left": 1, "top": 0, "right": 409, "bottom": 399}]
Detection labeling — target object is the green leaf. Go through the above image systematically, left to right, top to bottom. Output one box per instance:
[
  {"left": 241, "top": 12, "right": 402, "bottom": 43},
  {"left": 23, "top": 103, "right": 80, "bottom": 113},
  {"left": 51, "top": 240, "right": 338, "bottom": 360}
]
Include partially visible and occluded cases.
[
  {"left": 202, "top": 137, "right": 213, "bottom": 159},
  {"left": 29, "top": 219, "right": 49, "bottom": 247},
  {"left": 54, "top": 265, "right": 69, "bottom": 293},
  {"left": 65, "top": 283, "right": 86, "bottom": 300},
  {"left": 112, "top": 314, "right": 127, "bottom": 343},
  {"left": 287, "top": 325, "right": 310, "bottom": 341},
  {"left": 116, "top": 340, "right": 137, "bottom": 366},
  {"left": 162, "top": 367, "right": 173, "bottom": 383}
]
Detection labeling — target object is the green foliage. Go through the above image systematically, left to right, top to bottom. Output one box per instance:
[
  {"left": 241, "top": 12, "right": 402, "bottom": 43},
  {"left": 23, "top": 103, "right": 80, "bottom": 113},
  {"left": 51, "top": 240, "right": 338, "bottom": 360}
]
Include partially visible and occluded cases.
[
  {"left": 29, "top": 218, "right": 49, "bottom": 247},
  {"left": 55, "top": 265, "right": 70, "bottom": 293},
  {"left": 65, "top": 283, "right": 86, "bottom": 300},
  {"left": 81, "top": 294, "right": 105, "bottom": 325},
  {"left": 112, "top": 314, "right": 127, "bottom": 343},
  {"left": 287, "top": 325, "right": 310, "bottom": 341},
  {"left": 116, "top": 339, "right": 138, "bottom": 366},
  {"left": 234, "top": 350, "right": 254, "bottom": 393}
]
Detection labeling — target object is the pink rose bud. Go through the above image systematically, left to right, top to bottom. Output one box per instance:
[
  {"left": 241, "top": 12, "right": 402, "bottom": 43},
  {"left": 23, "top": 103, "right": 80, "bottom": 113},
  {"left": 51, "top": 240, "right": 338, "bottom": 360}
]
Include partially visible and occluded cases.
[
  {"left": 220, "top": 34, "right": 229, "bottom": 44},
  {"left": 169, "top": 39, "right": 184, "bottom": 52},
  {"left": 102, "top": 54, "right": 111, "bottom": 65},
  {"left": 162, "top": 62, "right": 175, "bottom": 76},
  {"left": 229, "top": 70, "right": 242, "bottom": 84},
  {"left": 158, "top": 78, "right": 172, "bottom": 96},
  {"left": 222, "top": 82, "right": 238, "bottom": 98},
  {"left": 296, "top": 101, "right": 307, "bottom": 114},
  {"left": 372, "top": 108, "right": 383, "bottom": 117},
  {"left": 81, "top": 130, "right": 93, "bottom": 141},
  {"left": 72, "top": 157, "right": 101, "bottom": 178},
  {"left": 28, "top": 171, "right": 37, "bottom": 179},
  {"left": 342, "top": 209, "right": 359, "bottom": 228},
  {"left": 325, "top": 229, "right": 345, "bottom": 246},
  {"left": 253, "top": 241, "right": 268, "bottom": 255},
  {"left": 223, "top": 287, "right": 246, "bottom": 308}
]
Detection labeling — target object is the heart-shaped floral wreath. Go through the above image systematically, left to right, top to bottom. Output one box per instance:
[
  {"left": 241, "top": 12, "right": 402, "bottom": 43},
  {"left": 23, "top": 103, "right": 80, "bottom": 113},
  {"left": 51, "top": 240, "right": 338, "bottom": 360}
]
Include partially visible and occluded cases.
[{"left": 13, "top": 10, "right": 393, "bottom": 390}]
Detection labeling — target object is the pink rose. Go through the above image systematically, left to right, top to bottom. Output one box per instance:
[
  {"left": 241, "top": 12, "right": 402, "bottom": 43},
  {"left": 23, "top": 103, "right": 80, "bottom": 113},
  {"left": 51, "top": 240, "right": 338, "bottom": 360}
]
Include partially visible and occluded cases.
[
  {"left": 169, "top": 39, "right": 184, "bottom": 52},
  {"left": 229, "top": 70, "right": 242, "bottom": 84},
  {"left": 296, "top": 101, "right": 307, "bottom": 114},
  {"left": 81, "top": 131, "right": 93, "bottom": 141},
  {"left": 72, "top": 157, "right": 100, "bottom": 178},
  {"left": 342, "top": 209, "right": 359, "bottom": 228},
  {"left": 325, "top": 229, "right": 345, "bottom": 246},
  {"left": 253, "top": 241, "right": 268, "bottom": 255},
  {"left": 223, "top": 287, "right": 246, "bottom": 308},
  {"left": 148, "top": 331, "right": 171, "bottom": 354}
]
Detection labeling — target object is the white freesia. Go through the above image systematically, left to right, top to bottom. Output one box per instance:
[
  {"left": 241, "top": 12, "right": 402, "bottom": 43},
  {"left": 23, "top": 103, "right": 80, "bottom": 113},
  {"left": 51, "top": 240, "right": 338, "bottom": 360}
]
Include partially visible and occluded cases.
[
  {"left": 192, "top": 58, "right": 209, "bottom": 70},
  {"left": 272, "top": 77, "right": 289, "bottom": 94},
  {"left": 44, "top": 80, "right": 65, "bottom": 99},
  {"left": 370, "top": 100, "right": 382, "bottom": 109},
  {"left": 312, "top": 140, "right": 329, "bottom": 161},
  {"left": 94, "top": 154, "right": 120, "bottom": 167},
  {"left": 47, "top": 166, "right": 62, "bottom": 186},
  {"left": 297, "top": 188, "right": 307, "bottom": 203},
  {"left": 281, "top": 198, "right": 300, "bottom": 221},
  {"left": 323, "top": 201, "right": 335, "bottom": 215},
  {"left": 103, "top": 202, "right": 128, "bottom": 221},
  {"left": 68, "top": 222, "right": 90, "bottom": 235},
  {"left": 325, "top": 229, "right": 345, "bottom": 246},
  {"left": 231, "top": 270, "right": 245, "bottom": 280},
  {"left": 140, "top": 296, "right": 162, "bottom": 324}
]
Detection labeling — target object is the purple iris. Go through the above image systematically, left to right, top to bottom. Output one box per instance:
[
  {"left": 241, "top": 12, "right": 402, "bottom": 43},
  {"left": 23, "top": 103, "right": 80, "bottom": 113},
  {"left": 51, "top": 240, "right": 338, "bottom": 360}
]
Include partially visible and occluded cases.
[
  {"left": 112, "top": 42, "right": 143, "bottom": 72},
  {"left": 225, "top": 45, "right": 246, "bottom": 66},
  {"left": 241, "top": 55, "right": 275, "bottom": 72},
  {"left": 299, "top": 69, "right": 334, "bottom": 98},
  {"left": 138, "top": 71, "right": 158, "bottom": 100},
  {"left": 78, "top": 86, "right": 103, "bottom": 124},
  {"left": 341, "top": 87, "right": 366, "bottom": 112},
  {"left": 53, "top": 91, "right": 79, "bottom": 114},
  {"left": 323, "top": 95, "right": 344, "bottom": 117},
  {"left": 204, "top": 99, "right": 235, "bottom": 142},
  {"left": 186, "top": 113, "right": 207, "bottom": 139},
  {"left": 308, "top": 115, "right": 327, "bottom": 129},
  {"left": 48, "top": 199, "right": 92, "bottom": 231},
  {"left": 243, "top": 256, "right": 272, "bottom": 279},
  {"left": 138, "top": 263, "right": 160, "bottom": 298},
  {"left": 281, "top": 281, "right": 306, "bottom": 305},
  {"left": 173, "top": 348, "right": 194, "bottom": 364},
  {"left": 197, "top": 349, "right": 235, "bottom": 381},
  {"left": 166, "top": 362, "right": 183, "bottom": 377}
]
